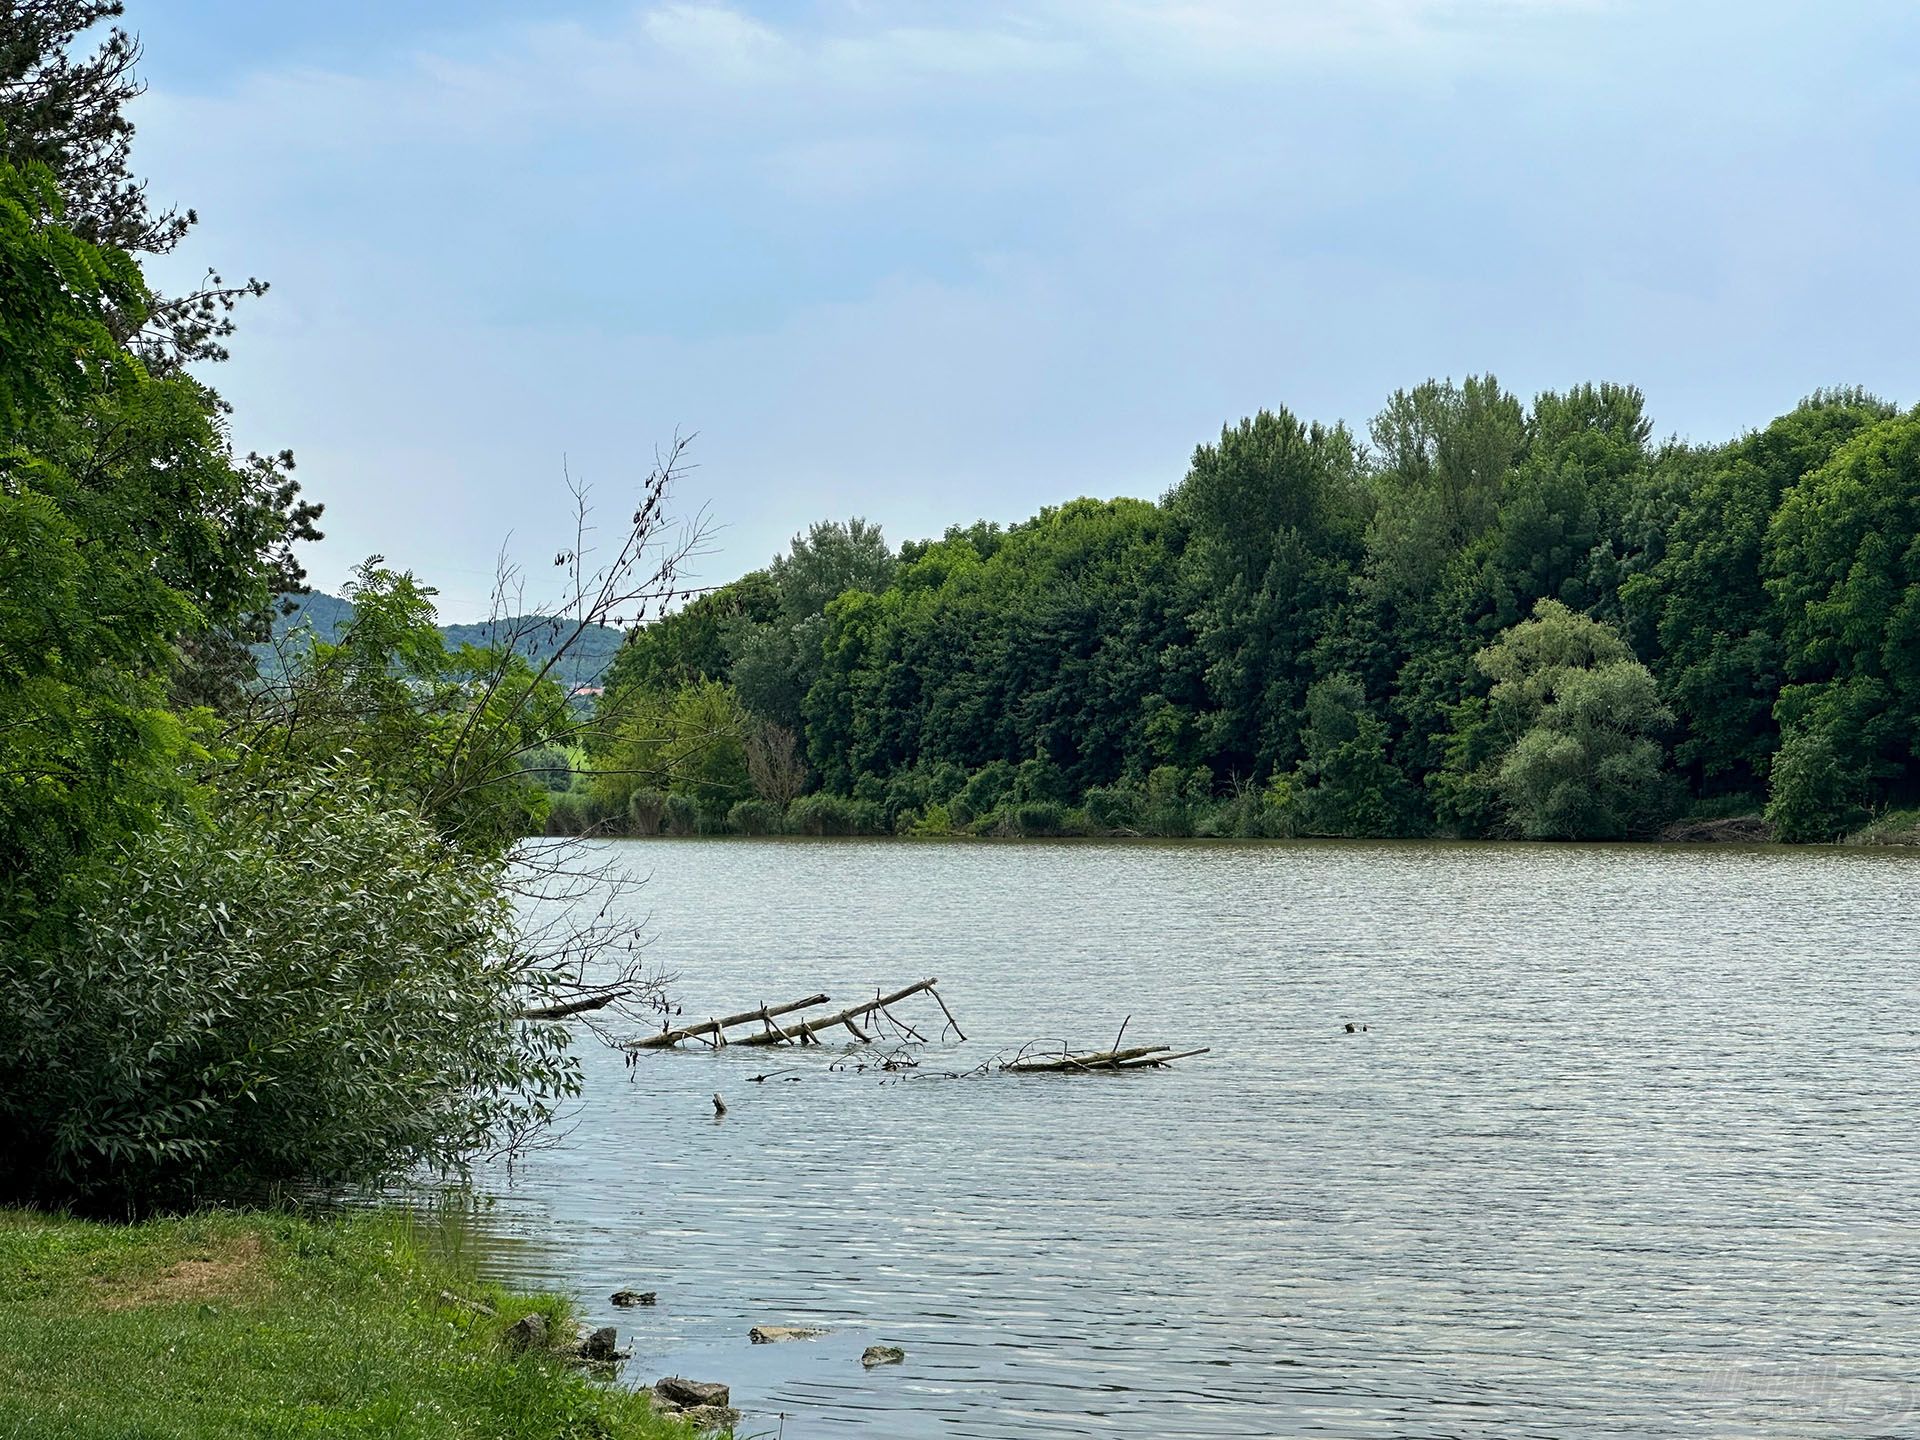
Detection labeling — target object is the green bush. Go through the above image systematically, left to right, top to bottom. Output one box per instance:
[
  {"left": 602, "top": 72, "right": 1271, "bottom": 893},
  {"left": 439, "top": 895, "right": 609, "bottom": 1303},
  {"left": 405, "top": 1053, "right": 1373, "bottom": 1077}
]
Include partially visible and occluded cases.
[
  {"left": 1766, "top": 728, "right": 1861, "bottom": 842},
  {"left": 952, "top": 762, "right": 1014, "bottom": 825},
  {"left": 1142, "top": 765, "right": 1210, "bottom": 837},
  {"left": 0, "top": 774, "right": 579, "bottom": 1212},
  {"left": 1083, "top": 784, "right": 1144, "bottom": 833},
  {"left": 627, "top": 789, "right": 667, "bottom": 835},
  {"left": 542, "top": 792, "right": 590, "bottom": 836},
  {"left": 661, "top": 793, "right": 698, "bottom": 836},
  {"left": 787, "top": 793, "right": 883, "bottom": 835},
  {"left": 727, "top": 798, "right": 783, "bottom": 834},
  {"left": 1006, "top": 800, "right": 1070, "bottom": 836},
  {"left": 904, "top": 801, "right": 955, "bottom": 836}
]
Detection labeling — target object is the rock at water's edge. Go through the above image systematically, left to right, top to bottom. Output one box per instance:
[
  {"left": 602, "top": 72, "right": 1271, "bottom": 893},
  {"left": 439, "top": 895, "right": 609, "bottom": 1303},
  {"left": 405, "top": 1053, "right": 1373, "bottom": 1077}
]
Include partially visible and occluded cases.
[
  {"left": 502, "top": 1313, "right": 548, "bottom": 1352},
  {"left": 750, "top": 1324, "right": 829, "bottom": 1343},
  {"left": 578, "top": 1325, "right": 619, "bottom": 1362},
  {"left": 655, "top": 1376, "right": 731, "bottom": 1410}
]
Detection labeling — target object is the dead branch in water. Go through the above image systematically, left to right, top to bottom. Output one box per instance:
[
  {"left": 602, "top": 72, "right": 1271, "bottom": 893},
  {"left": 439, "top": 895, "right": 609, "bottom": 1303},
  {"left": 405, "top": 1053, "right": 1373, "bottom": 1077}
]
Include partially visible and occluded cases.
[
  {"left": 622, "top": 979, "right": 954, "bottom": 1051},
  {"left": 733, "top": 979, "right": 942, "bottom": 1047},
  {"left": 516, "top": 991, "right": 624, "bottom": 1020},
  {"left": 624, "top": 993, "right": 831, "bottom": 1050},
  {"left": 1003, "top": 1043, "right": 1173, "bottom": 1073}
]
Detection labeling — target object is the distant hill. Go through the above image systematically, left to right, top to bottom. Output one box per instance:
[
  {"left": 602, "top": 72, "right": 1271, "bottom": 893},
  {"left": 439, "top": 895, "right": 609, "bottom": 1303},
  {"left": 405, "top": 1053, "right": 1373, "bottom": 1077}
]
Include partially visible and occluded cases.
[{"left": 260, "top": 593, "right": 626, "bottom": 693}]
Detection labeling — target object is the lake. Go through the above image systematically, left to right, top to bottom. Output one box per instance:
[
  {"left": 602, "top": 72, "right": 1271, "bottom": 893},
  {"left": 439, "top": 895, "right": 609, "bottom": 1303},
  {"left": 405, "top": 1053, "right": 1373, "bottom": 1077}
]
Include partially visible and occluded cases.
[{"left": 471, "top": 837, "right": 1920, "bottom": 1438}]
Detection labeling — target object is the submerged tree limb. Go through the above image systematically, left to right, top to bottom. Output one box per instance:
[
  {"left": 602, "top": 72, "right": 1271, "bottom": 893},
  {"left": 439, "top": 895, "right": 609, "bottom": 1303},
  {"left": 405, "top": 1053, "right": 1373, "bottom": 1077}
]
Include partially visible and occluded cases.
[
  {"left": 734, "top": 979, "right": 941, "bottom": 1047},
  {"left": 624, "top": 993, "right": 832, "bottom": 1049}
]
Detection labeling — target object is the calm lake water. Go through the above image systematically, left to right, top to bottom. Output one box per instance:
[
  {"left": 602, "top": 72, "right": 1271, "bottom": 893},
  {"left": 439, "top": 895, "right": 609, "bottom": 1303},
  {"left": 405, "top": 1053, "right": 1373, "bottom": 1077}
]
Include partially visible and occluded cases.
[{"left": 472, "top": 838, "right": 1920, "bottom": 1438}]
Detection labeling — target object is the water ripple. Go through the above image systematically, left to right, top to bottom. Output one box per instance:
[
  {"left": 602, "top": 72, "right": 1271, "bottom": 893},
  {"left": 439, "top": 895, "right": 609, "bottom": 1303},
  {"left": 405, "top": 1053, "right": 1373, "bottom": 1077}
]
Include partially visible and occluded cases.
[{"left": 468, "top": 838, "right": 1920, "bottom": 1439}]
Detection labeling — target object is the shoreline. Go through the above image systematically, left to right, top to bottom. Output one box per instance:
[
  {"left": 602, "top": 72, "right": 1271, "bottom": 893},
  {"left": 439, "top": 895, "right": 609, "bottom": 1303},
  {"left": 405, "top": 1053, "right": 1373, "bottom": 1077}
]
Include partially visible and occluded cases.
[{"left": 0, "top": 1208, "right": 710, "bottom": 1439}]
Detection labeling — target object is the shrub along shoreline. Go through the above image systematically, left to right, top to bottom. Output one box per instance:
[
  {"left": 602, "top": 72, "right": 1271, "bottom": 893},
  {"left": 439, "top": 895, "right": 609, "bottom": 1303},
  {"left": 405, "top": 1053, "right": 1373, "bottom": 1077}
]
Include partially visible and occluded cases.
[{"left": 0, "top": 1208, "right": 698, "bottom": 1440}]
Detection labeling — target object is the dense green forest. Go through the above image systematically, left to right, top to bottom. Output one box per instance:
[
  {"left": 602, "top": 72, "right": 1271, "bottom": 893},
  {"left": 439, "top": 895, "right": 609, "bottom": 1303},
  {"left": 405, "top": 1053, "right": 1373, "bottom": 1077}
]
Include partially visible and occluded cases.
[{"left": 562, "top": 384, "right": 1920, "bottom": 844}]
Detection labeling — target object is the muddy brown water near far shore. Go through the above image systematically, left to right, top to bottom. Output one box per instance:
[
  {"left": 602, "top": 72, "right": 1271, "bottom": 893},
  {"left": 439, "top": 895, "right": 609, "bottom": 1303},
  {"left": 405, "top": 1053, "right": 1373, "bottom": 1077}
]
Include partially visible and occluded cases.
[{"left": 467, "top": 837, "right": 1920, "bottom": 1438}]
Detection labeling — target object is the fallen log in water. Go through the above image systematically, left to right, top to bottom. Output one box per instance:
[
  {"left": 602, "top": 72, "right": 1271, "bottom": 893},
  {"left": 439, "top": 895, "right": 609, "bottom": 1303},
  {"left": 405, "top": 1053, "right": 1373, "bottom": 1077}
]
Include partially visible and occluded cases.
[
  {"left": 735, "top": 979, "right": 940, "bottom": 1047},
  {"left": 516, "top": 991, "right": 624, "bottom": 1021},
  {"left": 625, "top": 993, "right": 831, "bottom": 1050},
  {"left": 1003, "top": 1042, "right": 1210, "bottom": 1074},
  {"left": 1004, "top": 1043, "right": 1169, "bottom": 1072},
  {"left": 1114, "top": 1046, "right": 1211, "bottom": 1068}
]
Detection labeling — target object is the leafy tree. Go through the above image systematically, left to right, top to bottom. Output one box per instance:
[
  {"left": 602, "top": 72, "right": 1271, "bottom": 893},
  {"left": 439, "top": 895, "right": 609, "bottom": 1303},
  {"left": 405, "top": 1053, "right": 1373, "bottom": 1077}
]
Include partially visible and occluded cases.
[
  {"left": 0, "top": 0, "right": 267, "bottom": 367},
  {"left": 2, "top": 2, "right": 321, "bottom": 702},
  {"left": 0, "top": 153, "right": 193, "bottom": 906},
  {"left": 1474, "top": 383, "right": 1653, "bottom": 632},
  {"left": 1626, "top": 389, "right": 1895, "bottom": 793},
  {"left": 1170, "top": 408, "right": 1365, "bottom": 777},
  {"left": 1764, "top": 408, "right": 1920, "bottom": 821},
  {"left": 770, "top": 517, "right": 896, "bottom": 620},
  {"left": 239, "top": 561, "right": 561, "bottom": 849},
  {"left": 597, "top": 569, "right": 778, "bottom": 702},
  {"left": 1444, "top": 600, "right": 1678, "bottom": 839},
  {"left": 1278, "top": 676, "right": 1423, "bottom": 837},
  {"left": 594, "top": 679, "right": 751, "bottom": 823},
  {"left": 1763, "top": 726, "right": 1861, "bottom": 843}
]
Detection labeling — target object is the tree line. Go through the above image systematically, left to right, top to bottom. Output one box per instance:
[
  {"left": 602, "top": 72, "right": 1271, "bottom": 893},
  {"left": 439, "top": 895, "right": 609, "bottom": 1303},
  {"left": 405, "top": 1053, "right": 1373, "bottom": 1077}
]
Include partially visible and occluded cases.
[{"left": 570, "top": 381, "right": 1920, "bottom": 844}]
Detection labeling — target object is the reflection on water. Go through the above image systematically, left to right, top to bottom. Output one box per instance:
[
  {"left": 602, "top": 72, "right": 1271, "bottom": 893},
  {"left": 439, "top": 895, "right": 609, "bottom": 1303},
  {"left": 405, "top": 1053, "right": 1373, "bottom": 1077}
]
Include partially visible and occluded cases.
[{"left": 468, "top": 838, "right": 1920, "bottom": 1438}]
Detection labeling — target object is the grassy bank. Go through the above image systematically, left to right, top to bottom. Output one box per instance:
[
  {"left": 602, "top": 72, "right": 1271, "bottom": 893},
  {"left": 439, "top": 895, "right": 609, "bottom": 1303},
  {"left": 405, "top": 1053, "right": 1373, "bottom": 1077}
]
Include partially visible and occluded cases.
[
  {"left": 1846, "top": 809, "right": 1920, "bottom": 846},
  {"left": 0, "top": 1209, "right": 697, "bottom": 1440}
]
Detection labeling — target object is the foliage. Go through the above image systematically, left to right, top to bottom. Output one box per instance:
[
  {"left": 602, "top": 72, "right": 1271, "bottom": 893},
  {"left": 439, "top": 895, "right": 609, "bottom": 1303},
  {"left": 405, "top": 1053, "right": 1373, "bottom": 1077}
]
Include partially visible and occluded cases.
[
  {"left": 0, "top": 0, "right": 274, "bottom": 368},
  {"left": 0, "top": 13, "right": 696, "bottom": 1214},
  {"left": 0, "top": 154, "right": 188, "bottom": 907},
  {"left": 586, "top": 384, "right": 1913, "bottom": 848},
  {"left": 1625, "top": 389, "right": 1895, "bottom": 792},
  {"left": 1170, "top": 408, "right": 1365, "bottom": 776},
  {"left": 1764, "top": 408, "right": 1920, "bottom": 824},
  {"left": 1445, "top": 600, "right": 1679, "bottom": 839},
  {"left": 1276, "top": 676, "right": 1423, "bottom": 837},
  {"left": 593, "top": 678, "right": 751, "bottom": 822},
  {"left": 1763, "top": 725, "right": 1860, "bottom": 843},
  {"left": 0, "top": 773, "right": 579, "bottom": 1211},
  {"left": 787, "top": 792, "right": 885, "bottom": 836},
  {"left": 1844, "top": 808, "right": 1920, "bottom": 847}
]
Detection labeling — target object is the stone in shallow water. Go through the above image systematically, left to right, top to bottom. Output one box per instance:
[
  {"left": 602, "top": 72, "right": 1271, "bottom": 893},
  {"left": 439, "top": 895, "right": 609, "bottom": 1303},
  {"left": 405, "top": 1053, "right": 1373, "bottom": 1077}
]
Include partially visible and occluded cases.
[
  {"left": 610, "top": 1288, "right": 656, "bottom": 1307},
  {"left": 501, "top": 1313, "right": 547, "bottom": 1352},
  {"left": 749, "top": 1324, "right": 829, "bottom": 1343},
  {"left": 577, "top": 1325, "right": 620, "bottom": 1362},
  {"left": 862, "top": 1344, "right": 906, "bottom": 1367},
  {"left": 654, "top": 1376, "right": 731, "bottom": 1410}
]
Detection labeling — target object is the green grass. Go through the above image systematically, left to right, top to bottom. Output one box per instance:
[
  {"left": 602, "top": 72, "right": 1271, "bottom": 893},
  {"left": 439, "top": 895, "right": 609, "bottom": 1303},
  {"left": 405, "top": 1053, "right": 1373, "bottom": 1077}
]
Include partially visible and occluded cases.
[
  {"left": 1846, "top": 808, "right": 1920, "bottom": 845},
  {"left": 0, "top": 1209, "right": 700, "bottom": 1440}
]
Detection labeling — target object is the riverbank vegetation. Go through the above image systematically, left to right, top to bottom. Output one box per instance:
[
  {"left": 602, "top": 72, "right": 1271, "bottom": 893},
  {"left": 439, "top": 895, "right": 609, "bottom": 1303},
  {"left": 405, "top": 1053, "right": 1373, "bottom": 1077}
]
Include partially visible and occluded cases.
[
  {"left": 1, "top": 3, "right": 678, "bottom": 1213},
  {"left": 559, "top": 385, "right": 1920, "bottom": 845},
  {"left": 0, "top": 1208, "right": 689, "bottom": 1439}
]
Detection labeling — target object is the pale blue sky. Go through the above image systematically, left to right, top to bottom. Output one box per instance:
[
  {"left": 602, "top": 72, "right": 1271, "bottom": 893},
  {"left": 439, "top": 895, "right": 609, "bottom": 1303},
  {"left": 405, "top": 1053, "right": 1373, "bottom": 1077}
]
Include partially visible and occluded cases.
[{"left": 127, "top": 1, "right": 1920, "bottom": 617}]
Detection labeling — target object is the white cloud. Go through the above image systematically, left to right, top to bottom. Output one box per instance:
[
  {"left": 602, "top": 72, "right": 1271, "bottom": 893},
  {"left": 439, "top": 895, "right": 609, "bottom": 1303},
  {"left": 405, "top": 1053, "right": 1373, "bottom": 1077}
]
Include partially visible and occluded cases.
[{"left": 127, "top": 0, "right": 1916, "bottom": 617}]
